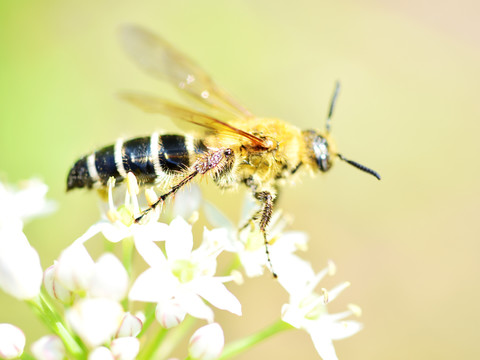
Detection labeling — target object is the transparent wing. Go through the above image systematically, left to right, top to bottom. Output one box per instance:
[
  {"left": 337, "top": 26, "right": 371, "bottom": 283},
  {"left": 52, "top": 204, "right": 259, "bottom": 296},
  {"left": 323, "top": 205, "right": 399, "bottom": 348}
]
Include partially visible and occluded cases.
[
  {"left": 120, "top": 25, "right": 253, "bottom": 120},
  {"left": 121, "top": 92, "right": 269, "bottom": 149}
]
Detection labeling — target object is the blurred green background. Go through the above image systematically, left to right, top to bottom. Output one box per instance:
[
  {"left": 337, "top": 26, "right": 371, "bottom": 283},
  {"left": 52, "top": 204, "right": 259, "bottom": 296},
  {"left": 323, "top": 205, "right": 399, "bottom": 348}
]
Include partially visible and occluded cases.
[{"left": 1, "top": 0, "right": 479, "bottom": 359}]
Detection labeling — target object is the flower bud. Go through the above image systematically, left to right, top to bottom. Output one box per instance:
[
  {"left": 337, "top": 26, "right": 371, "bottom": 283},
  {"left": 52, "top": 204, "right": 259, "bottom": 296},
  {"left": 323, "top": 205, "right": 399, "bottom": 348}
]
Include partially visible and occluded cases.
[
  {"left": 56, "top": 244, "right": 94, "bottom": 292},
  {"left": 89, "top": 253, "right": 128, "bottom": 301},
  {"left": 44, "top": 263, "right": 73, "bottom": 304},
  {"left": 155, "top": 299, "right": 187, "bottom": 328},
  {"left": 116, "top": 313, "right": 143, "bottom": 338},
  {"left": 188, "top": 323, "right": 224, "bottom": 360},
  {"left": 0, "top": 324, "right": 25, "bottom": 359},
  {"left": 31, "top": 335, "right": 65, "bottom": 360},
  {"left": 110, "top": 337, "right": 140, "bottom": 360},
  {"left": 88, "top": 346, "right": 114, "bottom": 360}
]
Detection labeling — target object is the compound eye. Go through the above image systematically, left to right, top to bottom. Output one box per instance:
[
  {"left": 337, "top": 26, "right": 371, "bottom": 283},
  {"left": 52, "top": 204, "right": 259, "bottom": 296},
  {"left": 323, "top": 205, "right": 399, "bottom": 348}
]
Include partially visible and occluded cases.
[{"left": 313, "top": 136, "right": 331, "bottom": 172}]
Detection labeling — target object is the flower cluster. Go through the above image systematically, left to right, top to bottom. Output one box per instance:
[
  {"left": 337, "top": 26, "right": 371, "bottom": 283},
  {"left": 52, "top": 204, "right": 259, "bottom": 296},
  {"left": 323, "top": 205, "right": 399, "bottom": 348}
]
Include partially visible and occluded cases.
[{"left": 0, "top": 176, "right": 362, "bottom": 360}]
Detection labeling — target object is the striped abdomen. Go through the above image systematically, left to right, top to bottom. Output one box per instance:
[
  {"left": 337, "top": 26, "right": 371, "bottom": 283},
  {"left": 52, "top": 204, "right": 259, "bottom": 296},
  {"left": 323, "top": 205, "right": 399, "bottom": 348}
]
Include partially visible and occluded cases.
[{"left": 67, "top": 134, "right": 207, "bottom": 191}]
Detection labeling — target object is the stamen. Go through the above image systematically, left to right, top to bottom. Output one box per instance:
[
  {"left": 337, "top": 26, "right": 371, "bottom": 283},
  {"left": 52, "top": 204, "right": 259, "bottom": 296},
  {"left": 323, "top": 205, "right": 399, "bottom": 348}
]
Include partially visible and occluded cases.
[
  {"left": 126, "top": 172, "right": 141, "bottom": 218},
  {"left": 327, "top": 281, "right": 351, "bottom": 303},
  {"left": 321, "top": 288, "right": 329, "bottom": 304},
  {"left": 347, "top": 304, "right": 362, "bottom": 317}
]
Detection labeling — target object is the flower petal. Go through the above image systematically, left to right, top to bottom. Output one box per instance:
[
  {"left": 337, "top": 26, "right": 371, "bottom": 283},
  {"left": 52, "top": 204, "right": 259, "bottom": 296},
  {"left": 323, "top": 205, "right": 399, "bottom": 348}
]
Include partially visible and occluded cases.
[
  {"left": 165, "top": 217, "right": 193, "bottom": 260},
  {"left": 0, "top": 227, "right": 42, "bottom": 300},
  {"left": 129, "top": 268, "right": 176, "bottom": 303},
  {"left": 189, "top": 277, "right": 241, "bottom": 316}
]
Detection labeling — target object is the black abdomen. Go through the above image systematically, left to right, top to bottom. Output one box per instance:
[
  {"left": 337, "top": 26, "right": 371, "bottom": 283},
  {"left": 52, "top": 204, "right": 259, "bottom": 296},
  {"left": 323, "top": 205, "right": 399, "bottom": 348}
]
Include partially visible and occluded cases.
[{"left": 67, "top": 134, "right": 206, "bottom": 190}]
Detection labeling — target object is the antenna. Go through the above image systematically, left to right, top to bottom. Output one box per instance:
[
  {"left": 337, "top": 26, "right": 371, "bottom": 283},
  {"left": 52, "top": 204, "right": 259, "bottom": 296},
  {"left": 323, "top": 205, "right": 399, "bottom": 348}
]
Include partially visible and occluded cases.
[
  {"left": 325, "top": 81, "right": 340, "bottom": 134},
  {"left": 337, "top": 154, "right": 381, "bottom": 180}
]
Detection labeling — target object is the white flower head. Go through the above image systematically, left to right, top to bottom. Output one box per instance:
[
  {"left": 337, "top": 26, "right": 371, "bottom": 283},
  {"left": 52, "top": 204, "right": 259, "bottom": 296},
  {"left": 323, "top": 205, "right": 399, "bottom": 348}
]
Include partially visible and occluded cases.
[
  {"left": 130, "top": 216, "right": 241, "bottom": 323},
  {"left": 280, "top": 261, "right": 362, "bottom": 360},
  {"left": 0, "top": 323, "right": 25, "bottom": 359},
  {"left": 188, "top": 323, "right": 224, "bottom": 360}
]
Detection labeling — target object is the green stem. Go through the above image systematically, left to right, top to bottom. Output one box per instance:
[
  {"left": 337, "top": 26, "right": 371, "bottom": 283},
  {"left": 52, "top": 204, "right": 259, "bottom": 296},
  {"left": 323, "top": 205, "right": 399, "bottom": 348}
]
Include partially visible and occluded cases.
[
  {"left": 122, "top": 236, "right": 135, "bottom": 277},
  {"left": 28, "top": 295, "right": 86, "bottom": 359},
  {"left": 138, "top": 303, "right": 157, "bottom": 338},
  {"left": 139, "top": 315, "right": 197, "bottom": 360},
  {"left": 219, "top": 319, "right": 293, "bottom": 360}
]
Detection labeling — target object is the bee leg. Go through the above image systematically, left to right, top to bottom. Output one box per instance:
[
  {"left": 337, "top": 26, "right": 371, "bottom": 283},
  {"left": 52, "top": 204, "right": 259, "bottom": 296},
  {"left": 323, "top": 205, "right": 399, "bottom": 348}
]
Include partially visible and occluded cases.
[
  {"left": 135, "top": 148, "right": 233, "bottom": 223},
  {"left": 135, "top": 170, "right": 199, "bottom": 223},
  {"left": 254, "top": 191, "right": 277, "bottom": 278},
  {"left": 238, "top": 210, "right": 260, "bottom": 233}
]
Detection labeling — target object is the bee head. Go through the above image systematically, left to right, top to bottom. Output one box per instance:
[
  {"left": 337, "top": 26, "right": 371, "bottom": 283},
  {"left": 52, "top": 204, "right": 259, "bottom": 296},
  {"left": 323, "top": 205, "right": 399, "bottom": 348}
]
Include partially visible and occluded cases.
[
  {"left": 302, "top": 82, "right": 381, "bottom": 180},
  {"left": 302, "top": 130, "right": 335, "bottom": 172}
]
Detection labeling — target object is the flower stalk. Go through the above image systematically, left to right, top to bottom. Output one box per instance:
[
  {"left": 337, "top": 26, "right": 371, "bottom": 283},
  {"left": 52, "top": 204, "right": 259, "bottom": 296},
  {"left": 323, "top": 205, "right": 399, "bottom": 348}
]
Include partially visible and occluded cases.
[{"left": 219, "top": 319, "right": 293, "bottom": 360}]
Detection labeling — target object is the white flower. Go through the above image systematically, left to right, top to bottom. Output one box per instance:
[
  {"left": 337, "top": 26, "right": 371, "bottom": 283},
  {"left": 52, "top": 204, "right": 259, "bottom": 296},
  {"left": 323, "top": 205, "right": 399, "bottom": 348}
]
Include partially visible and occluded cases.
[
  {"left": 72, "top": 174, "right": 170, "bottom": 267},
  {"left": 130, "top": 217, "right": 241, "bottom": 323},
  {"left": 0, "top": 223, "right": 43, "bottom": 299},
  {"left": 89, "top": 253, "right": 129, "bottom": 301},
  {"left": 280, "top": 261, "right": 362, "bottom": 360},
  {"left": 66, "top": 298, "right": 124, "bottom": 347},
  {"left": 0, "top": 323, "right": 25, "bottom": 359},
  {"left": 188, "top": 323, "right": 224, "bottom": 360},
  {"left": 31, "top": 335, "right": 65, "bottom": 360},
  {"left": 110, "top": 337, "right": 140, "bottom": 360}
]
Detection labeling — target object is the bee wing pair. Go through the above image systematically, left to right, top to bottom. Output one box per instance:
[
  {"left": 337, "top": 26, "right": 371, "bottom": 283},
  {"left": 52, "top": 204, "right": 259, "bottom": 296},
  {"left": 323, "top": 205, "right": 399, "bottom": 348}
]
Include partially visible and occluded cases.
[{"left": 120, "top": 25, "right": 269, "bottom": 150}]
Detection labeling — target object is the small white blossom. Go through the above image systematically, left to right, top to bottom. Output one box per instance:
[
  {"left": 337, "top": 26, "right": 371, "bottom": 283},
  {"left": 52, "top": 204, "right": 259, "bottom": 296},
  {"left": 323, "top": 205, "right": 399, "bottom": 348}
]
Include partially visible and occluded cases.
[
  {"left": 130, "top": 217, "right": 241, "bottom": 323},
  {"left": 0, "top": 224, "right": 42, "bottom": 299},
  {"left": 280, "top": 261, "right": 362, "bottom": 360},
  {"left": 66, "top": 298, "right": 124, "bottom": 347},
  {"left": 0, "top": 323, "right": 25, "bottom": 359},
  {"left": 188, "top": 323, "right": 224, "bottom": 360},
  {"left": 31, "top": 335, "right": 65, "bottom": 360},
  {"left": 110, "top": 337, "right": 140, "bottom": 360}
]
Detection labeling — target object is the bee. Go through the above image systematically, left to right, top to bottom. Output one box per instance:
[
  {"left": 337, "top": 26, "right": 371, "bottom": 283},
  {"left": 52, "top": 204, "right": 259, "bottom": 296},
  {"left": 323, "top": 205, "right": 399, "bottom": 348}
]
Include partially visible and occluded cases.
[{"left": 67, "top": 26, "right": 380, "bottom": 275}]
